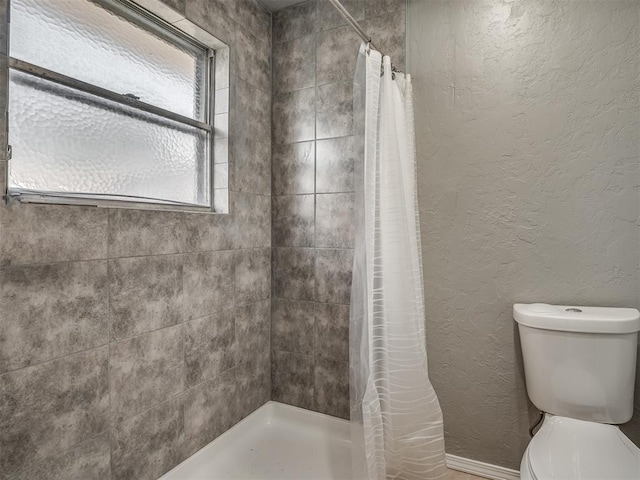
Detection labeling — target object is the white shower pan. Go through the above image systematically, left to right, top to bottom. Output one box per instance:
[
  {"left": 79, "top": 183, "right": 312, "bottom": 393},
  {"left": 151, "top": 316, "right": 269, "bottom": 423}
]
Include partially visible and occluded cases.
[{"left": 161, "top": 402, "right": 352, "bottom": 480}]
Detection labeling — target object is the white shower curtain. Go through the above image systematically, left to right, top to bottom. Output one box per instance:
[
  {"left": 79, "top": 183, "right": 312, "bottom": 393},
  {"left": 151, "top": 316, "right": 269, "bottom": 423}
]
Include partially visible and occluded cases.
[{"left": 350, "top": 44, "right": 447, "bottom": 480}]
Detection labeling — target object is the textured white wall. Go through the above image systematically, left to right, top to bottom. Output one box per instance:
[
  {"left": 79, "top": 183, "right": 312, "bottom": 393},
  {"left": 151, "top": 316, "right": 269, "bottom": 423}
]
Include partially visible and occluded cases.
[{"left": 408, "top": 0, "right": 640, "bottom": 469}]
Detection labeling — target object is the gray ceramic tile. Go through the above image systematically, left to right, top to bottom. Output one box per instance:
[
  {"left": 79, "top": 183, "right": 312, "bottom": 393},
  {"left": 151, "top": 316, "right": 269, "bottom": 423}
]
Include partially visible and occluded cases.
[
  {"left": 160, "top": 0, "right": 185, "bottom": 14},
  {"left": 185, "top": 0, "right": 236, "bottom": 45},
  {"left": 218, "top": 0, "right": 238, "bottom": 20},
  {"left": 236, "top": 0, "right": 271, "bottom": 41},
  {"left": 273, "top": 0, "right": 316, "bottom": 44},
  {"left": 317, "top": 0, "right": 365, "bottom": 30},
  {"left": 365, "top": 0, "right": 405, "bottom": 18},
  {"left": 365, "top": 10, "right": 406, "bottom": 70},
  {"left": 0, "top": 17, "right": 6, "bottom": 61},
  {"left": 316, "top": 25, "right": 362, "bottom": 85},
  {"left": 236, "top": 28, "right": 270, "bottom": 92},
  {"left": 274, "top": 34, "right": 316, "bottom": 93},
  {"left": 215, "top": 47, "right": 231, "bottom": 90},
  {"left": 0, "top": 55, "right": 5, "bottom": 132},
  {"left": 234, "top": 79, "right": 271, "bottom": 195},
  {"left": 317, "top": 81, "right": 353, "bottom": 139},
  {"left": 215, "top": 88, "right": 229, "bottom": 115},
  {"left": 273, "top": 88, "right": 316, "bottom": 145},
  {"left": 213, "top": 110, "right": 231, "bottom": 139},
  {"left": 215, "top": 113, "right": 230, "bottom": 139},
  {"left": 223, "top": 114, "right": 236, "bottom": 194},
  {"left": 215, "top": 136, "right": 230, "bottom": 165},
  {"left": 316, "top": 136, "right": 355, "bottom": 193},
  {"left": 272, "top": 141, "right": 315, "bottom": 195},
  {"left": 0, "top": 157, "right": 4, "bottom": 200},
  {"left": 214, "top": 162, "right": 229, "bottom": 189},
  {"left": 214, "top": 189, "right": 230, "bottom": 214},
  {"left": 234, "top": 193, "right": 271, "bottom": 249},
  {"left": 316, "top": 193, "right": 355, "bottom": 248},
  {"left": 215, "top": 194, "right": 229, "bottom": 215},
  {"left": 273, "top": 195, "right": 315, "bottom": 247},
  {"left": 0, "top": 204, "right": 107, "bottom": 266},
  {"left": 108, "top": 209, "right": 187, "bottom": 257},
  {"left": 183, "top": 212, "right": 236, "bottom": 252},
  {"left": 235, "top": 248, "right": 271, "bottom": 305},
  {"left": 272, "top": 248, "right": 316, "bottom": 301},
  {"left": 315, "top": 248, "right": 353, "bottom": 304},
  {"left": 183, "top": 251, "right": 234, "bottom": 320},
  {"left": 109, "top": 255, "right": 183, "bottom": 340},
  {"left": 0, "top": 261, "right": 108, "bottom": 374},
  {"left": 272, "top": 299, "right": 315, "bottom": 354},
  {"left": 235, "top": 300, "right": 270, "bottom": 365},
  {"left": 314, "top": 303, "right": 349, "bottom": 361},
  {"left": 185, "top": 310, "right": 235, "bottom": 387},
  {"left": 109, "top": 326, "right": 184, "bottom": 424},
  {"left": 0, "top": 347, "right": 109, "bottom": 476},
  {"left": 236, "top": 350, "right": 270, "bottom": 420},
  {"left": 271, "top": 350, "right": 314, "bottom": 409},
  {"left": 314, "top": 358, "right": 349, "bottom": 419},
  {"left": 183, "top": 369, "right": 237, "bottom": 458},
  {"left": 111, "top": 398, "right": 184, "bottom": 480},
  {"left": 11, "top": 433, "right": 111, "bottom": 480}
]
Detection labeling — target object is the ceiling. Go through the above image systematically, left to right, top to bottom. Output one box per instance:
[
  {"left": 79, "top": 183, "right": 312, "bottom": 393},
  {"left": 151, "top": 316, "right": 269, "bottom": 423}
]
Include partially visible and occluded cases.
[{"left": 258, "top": 0, "right": 306, "bottom": 12}]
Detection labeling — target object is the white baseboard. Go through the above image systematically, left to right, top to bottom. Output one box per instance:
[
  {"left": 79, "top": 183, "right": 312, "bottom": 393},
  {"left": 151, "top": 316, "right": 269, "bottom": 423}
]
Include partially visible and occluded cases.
[{"left": 446, "top": 454, "right": 520, "bottom": 480}]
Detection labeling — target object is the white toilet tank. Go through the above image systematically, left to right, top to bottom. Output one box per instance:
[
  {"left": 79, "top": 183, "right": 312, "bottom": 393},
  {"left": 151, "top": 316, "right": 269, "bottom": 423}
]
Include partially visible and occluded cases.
[{"left": 514, "top": 303, "right": 640, "bottom": 424}]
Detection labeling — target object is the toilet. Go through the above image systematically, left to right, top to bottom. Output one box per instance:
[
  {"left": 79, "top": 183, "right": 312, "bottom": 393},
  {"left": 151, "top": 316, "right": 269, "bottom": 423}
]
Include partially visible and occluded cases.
[{"left": 514, "top": 303, "right": 640, "bottom": 480}]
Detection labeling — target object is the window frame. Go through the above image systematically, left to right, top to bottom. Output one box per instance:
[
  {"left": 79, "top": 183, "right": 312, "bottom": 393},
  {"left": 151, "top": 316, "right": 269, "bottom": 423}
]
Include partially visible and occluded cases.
[{"left": 3, "top": 0, "right": 223, "bottom": 214}]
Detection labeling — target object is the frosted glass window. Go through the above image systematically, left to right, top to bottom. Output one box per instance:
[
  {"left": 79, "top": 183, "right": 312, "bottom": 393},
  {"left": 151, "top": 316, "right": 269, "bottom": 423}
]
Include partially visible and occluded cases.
[
  {"left": 7, "top": 0, "right": 217, "bottom": 211},
  {"left": 10, "top": 0, "right": 207, "bottom": 119},
  {"left": 9, "top": 71, "right": 209, "bottom": 206}
]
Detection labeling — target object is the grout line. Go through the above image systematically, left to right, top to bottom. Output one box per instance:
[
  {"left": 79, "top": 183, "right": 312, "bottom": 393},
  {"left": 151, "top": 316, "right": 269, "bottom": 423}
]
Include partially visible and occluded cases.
[
  {"left": 269, "top": 1, "right": 276, "bottom": 404},
  {"left": 311, "top": 21, "right": 318, "bottom": 410},
  {"left": 273, "top": 80, "right": 317, "bottom": 95},
  {"left": 275, "top": 133, "right": 354, "bottom": 145},
  {"left": 273, "top": 191, "right": 355, "bottom": 197},
  {"left": 106, "top": 207, "right": 114, "bottom": 479},
  {"left": 179, "top": 217, "right": 188, "bottom": 449},
  {"left": 0, "top": 243, "right": 272, "bottom": 270},
  {"left": 274, "top": 243, "right": 355, "bottom": 249},
  {"left": 272, "top": 245, "right": 353, "bottom": 251},
  {"left": 0, "top": 257, "right": 110, "bottom": 270},
  {"left": 0, "top": 296, "right": 274, "bottom": 379},
  {"left": 271, "top": 296, "right": 351, "bottom": 307},
  {"left": 272, "top": 298, "right": 328, "bottom": 306},
  {"left": 0, "top": 343, "right": 110, "bottom": 379},
  {"left": 272, "top": 346, "right": 348, "bottom": 365},
  {"left": 110, "top": 352, "right": 240, "bottom": 428},
  {"left": 111, "top": 384, "right": 185, "bottom": 427}
]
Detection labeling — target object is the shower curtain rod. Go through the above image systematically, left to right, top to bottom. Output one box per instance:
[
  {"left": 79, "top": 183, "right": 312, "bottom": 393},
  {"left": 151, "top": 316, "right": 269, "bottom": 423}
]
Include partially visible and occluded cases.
[
  {"left": 327, "top": 0, "right": 400, "bottom": 72},
  {"left": 327, "top": 0, "right": 377, "bottom": 50}
]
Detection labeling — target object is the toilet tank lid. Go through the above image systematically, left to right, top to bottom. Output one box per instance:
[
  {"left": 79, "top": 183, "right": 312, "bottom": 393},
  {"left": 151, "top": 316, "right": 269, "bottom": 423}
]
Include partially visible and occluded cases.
[{"left": 513, "top": 303, "right": 640, "bottom": 334}]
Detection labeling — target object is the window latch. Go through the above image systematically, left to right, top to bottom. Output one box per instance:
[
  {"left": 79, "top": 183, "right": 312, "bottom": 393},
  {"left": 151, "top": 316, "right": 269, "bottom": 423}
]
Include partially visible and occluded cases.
[
  {"left": 123, "top": 93, "right": 141, "bottom": 101},
  {"left": 6, "top": 144, "right": 12, "bottom": 161}
]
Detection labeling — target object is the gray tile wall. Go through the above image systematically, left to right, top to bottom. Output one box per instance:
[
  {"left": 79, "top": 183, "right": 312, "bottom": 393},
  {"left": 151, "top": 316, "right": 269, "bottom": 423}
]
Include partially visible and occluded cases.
[
  {"left": 0, "top": 0, "right": 272, "bottom": 478},
  {"left": 270, "top": 0, "right": 406, "bottom": 420}
]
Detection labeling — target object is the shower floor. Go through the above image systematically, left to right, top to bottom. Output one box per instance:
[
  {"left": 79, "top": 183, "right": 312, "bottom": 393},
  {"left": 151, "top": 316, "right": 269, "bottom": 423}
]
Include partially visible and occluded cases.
[
  {"left": 160, "top": 401, "right": 486, "bottom": 480},
  {"left": 161, "top": 401, "right": 352, "bottom": 480}
]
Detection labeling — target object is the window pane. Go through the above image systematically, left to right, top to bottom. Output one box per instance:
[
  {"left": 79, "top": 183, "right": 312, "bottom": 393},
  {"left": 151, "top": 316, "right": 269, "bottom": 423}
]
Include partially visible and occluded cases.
[
  {"left": 10, "top": 0, "right": 206, "bottom": 120},
  {"left": 8, "top": 70, "right": 210, "bottom": 207}
]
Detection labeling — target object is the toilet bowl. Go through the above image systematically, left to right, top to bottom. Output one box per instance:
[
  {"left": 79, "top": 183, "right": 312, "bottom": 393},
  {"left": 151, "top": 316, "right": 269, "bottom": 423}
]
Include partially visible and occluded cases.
[
  {"left": 514, "top": 303, "right": 640, "bottom": 480},
  {"left": 519, "top": 415, "right": 640, "bottom": 480}
]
